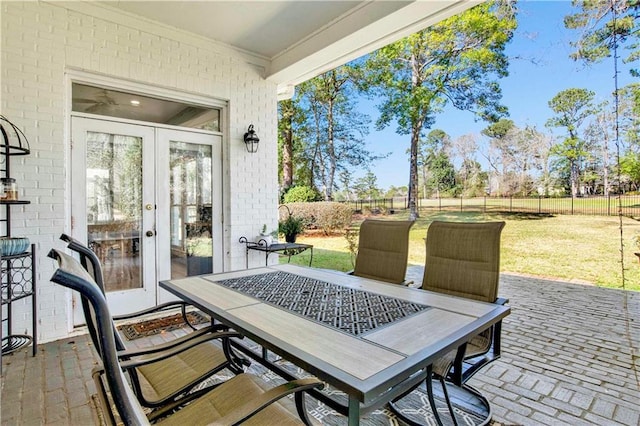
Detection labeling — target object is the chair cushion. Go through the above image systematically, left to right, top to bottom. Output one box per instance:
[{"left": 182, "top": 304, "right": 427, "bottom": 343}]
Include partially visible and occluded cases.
[
  {"left": 137, "top": 340, "right": 229, "bottom": 403},
  {"left": 158, "top": 373, "right": 303, "bottom": 426}
]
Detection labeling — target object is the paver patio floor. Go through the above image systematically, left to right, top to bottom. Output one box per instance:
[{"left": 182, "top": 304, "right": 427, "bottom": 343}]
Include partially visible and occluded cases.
[{"left": 2, "top": 268, "right": 639, "bottom": 425}]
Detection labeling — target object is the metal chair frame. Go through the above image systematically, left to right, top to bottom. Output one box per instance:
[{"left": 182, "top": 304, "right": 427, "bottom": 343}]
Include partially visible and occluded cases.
[{"left": 48, "top": 249, "right": 323, "bottom": 425}]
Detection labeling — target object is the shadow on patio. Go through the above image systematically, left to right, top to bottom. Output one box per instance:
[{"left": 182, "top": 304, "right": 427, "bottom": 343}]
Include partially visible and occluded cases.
[{"left": 1, "top": 268, "right": 639, "bottom": 425}]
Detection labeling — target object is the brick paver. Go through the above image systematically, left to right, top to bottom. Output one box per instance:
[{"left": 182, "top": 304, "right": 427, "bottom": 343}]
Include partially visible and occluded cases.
[
  {"left": 1, "top": 269, "right": 639, "bottom": 425},
  {"left": 468, "top": 272, "right": 640, "bottom": 426}
]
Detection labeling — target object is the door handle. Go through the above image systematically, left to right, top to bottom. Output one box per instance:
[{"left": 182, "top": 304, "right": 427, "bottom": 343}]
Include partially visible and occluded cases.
[{"left": 146, "top": 230, "right": 156, "bottom": 237}]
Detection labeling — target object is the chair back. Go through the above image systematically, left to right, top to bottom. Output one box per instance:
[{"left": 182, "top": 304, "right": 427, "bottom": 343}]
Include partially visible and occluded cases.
[
  {"left": 353, "top": 219, "right": 414, "bottom": 284},
  {"left": 421, "top": 221, "right": 505, "bottom": 302},
  {"left": 60, "top": 233, "right": 106, "bottom": 291},
  {"left": 57, "top": 234, "right": 128, "bottom": 353},
  {"left": 48, "top": 249, "right": 150, "bottom": 425}
]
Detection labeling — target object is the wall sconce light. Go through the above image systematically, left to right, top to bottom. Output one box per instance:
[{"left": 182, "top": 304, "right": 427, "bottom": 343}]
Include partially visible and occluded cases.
[{"left": 243, "top": 124, "right": 260, "bottom": 153}]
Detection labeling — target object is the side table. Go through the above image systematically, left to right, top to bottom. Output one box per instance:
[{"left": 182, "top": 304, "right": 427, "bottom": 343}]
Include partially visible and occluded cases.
[{"left": 239, "top": 237, "right": 313, "bottom": 268}]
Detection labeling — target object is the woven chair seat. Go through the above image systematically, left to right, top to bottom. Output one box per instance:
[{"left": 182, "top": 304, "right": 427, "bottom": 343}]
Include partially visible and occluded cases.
[
  {"left": 465, "top": 330, "right": 492, "bottom": 358},
  {"left": 137, "top": 340, "right": 230, "bottom": 403},
  {"left": 155, "top": 373, "right": 304, "bottom": 426}
]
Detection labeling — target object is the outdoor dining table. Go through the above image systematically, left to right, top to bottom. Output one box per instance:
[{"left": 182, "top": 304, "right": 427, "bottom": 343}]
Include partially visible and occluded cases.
[{"left": 160, "top": 263, "right": 510, "bottom": 426}]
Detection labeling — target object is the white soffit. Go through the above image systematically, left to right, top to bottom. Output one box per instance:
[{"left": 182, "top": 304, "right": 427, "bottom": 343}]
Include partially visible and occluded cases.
[{"left": 269, "top": 0, "right": 481, "bottom": 95}]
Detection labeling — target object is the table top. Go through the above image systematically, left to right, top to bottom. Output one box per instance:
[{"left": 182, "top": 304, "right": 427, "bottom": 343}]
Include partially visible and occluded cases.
[{"left": 160, "top": 264, "right": 509, "bottom": 408}]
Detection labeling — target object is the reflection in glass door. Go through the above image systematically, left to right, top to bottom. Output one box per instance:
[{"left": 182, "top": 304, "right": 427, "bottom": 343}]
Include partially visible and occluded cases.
[
  {"left": 155, "top": 128, "right": 222, "bottom": 304},
  {"left": 86, "top": 132, "right": 143, "bottom": 290},
  {"left": 169, "top": 142, "right": 213, "bottom": 279}
]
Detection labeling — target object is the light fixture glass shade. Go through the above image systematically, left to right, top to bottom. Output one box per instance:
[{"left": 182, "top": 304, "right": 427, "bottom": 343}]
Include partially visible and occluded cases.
[{"left": 243, "top": 124, "right": 259, "bottom": 153}]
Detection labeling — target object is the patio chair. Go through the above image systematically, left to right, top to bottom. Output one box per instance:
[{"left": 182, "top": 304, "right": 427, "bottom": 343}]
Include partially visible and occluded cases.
[
  {"left": 351, "top": 219, "right": 414, "bottom": 285},
  {"left": 390, "top": 220, "right": 506, "bottom": 426},
  {"left": 60, "top": 233, "right": 203, "bottom": 329},
  {"left": 48, "top": 248, "right": 247, "bottom": 417},
  {"left": 48, "top": 249, "right": 324, "bottom": 426}
]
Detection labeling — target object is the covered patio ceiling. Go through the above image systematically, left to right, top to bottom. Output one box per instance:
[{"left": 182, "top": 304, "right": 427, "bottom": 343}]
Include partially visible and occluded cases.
[{"left": 80, "top": 1, "right": 480, "bottom": 98}]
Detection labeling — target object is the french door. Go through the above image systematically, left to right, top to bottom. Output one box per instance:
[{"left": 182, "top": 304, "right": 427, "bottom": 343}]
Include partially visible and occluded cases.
[{"left": 71, "top": 117, "right": 222, "bottom": 318}]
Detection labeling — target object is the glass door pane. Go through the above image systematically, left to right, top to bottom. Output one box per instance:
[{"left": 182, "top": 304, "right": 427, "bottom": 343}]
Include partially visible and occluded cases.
[
  {"left": 86, "top": 132, "right": 143, "bottom": 291},
  {"left": 169, "top": 142, "right": 213, "bottom": 278}
]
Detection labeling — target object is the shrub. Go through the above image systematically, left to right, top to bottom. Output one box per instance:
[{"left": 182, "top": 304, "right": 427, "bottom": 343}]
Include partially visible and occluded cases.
[
  {"left": 282, "top": 186, "right": 320, "bottom": 203},
  {"left": 281, "top": 202, "right": 353, "bottom": 235}
]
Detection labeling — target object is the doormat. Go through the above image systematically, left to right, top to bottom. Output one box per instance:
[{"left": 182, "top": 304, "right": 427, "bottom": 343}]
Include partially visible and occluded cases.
[{"left": 118, "top": 311, "right": 210, "bottom": 340}]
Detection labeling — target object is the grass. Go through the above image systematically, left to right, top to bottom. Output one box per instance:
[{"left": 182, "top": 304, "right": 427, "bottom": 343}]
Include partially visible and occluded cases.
[{"left": 286, "top": 211, "right": 640, "bottom": 292}]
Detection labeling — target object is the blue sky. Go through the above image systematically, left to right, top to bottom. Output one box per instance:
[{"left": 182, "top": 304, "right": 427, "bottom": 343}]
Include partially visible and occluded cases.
[{"left": 360, "top": 0, "right": 635, "bottom": 190}]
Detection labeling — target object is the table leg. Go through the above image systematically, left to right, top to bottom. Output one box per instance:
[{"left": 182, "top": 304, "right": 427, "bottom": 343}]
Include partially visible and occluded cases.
[{"left": 347, "top": 395, "right": 360, "bottom": 426}]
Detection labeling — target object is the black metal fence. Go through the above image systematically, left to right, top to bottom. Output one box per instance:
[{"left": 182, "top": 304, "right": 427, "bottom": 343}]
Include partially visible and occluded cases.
[{"left": 345, "top": 195, "right": 640, "bottom": 217}]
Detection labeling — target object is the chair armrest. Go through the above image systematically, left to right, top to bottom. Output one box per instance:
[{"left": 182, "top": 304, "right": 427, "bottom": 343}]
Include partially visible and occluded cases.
[
  {"left": 495, "top": 297, "right": 509, "bottom": 305},
  {"left": 113, "top": 301, "right": 192, "bottom": 321},
  {"left": 117, "top": 331, "right": 241, "bottom": 364},
  {"left": 211, "top": 378, "right": 324, "bottom": 425}
]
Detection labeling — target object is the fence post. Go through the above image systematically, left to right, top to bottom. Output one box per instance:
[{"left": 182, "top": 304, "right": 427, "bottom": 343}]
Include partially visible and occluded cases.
[
  {"left": 608, "top": 194, "right": 610, "bottom": 216},
  {"left": 539, "top": 195, "right": 541, "bottom": 214},
  {"left": 571, "top": 195, "right": 574, "bottom": 215},
  {"left": 439, "top": 196, "right": 442, "bottom": 211},
  {"left": 460, "top": 196, "right": 463, "bottom": 212},
  {"left": 484, "top": 196, "right": 487, "bottom": 212},
  {"left": 510, "top": 196, "right": 512, "bottom": 212}
]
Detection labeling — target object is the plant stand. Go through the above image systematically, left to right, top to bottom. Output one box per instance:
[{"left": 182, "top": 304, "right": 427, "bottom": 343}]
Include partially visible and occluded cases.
[{"left": 239, "top": 237, "right": 313, "bottom": 268}]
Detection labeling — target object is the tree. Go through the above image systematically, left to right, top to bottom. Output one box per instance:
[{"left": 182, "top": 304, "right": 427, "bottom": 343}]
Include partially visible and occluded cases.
[
  {"left": 362, "top": 0, "right": 516, "bottom": 219},
  {"left": 565, "top": 0, "right": 639, "bottom": 76},
  {"left": 295, "top": 68, "right": 376, "bottom": 201},
  {"left": 546, "top": 88, "right": 596, "bottom": 196},
  {"left": 277, "top": 99, "right": 307, "bottom": 195},
  {"left": 584, "top": 101, "right": 616, "bottom": 194},
  {"left": 482, "top": 119, "right": 516, "bottom": 196},
  {"left": 482, "top": 120, "right": 548, "bottom": 196},
  {"left": 418, "top": 129, "right": 453, "bottom": 198},
  {"left": 453, "top": 134, "right": 487, "bottom": 196},
  {"left": 620, "top": 151, "right": 640, "bottom": 191},
  {"left": 353, "top": 171, "right": 381, "bottom": 200}
]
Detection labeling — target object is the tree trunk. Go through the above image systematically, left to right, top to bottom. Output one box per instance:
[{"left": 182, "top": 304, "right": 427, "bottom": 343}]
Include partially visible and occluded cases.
[
  {"left": 326, "top": 96, "right": 336, "bottom": 201},
  {"left": 280, "top": 100, "right": 294, "bottom": 192},
  {"left": 408, "top": 128, "right": 420, "bottom": 220}
]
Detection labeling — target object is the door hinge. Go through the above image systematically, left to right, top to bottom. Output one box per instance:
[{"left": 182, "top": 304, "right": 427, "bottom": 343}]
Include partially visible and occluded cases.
[{"left": 71, "top": 216, "right": 75, "bottom": 230}]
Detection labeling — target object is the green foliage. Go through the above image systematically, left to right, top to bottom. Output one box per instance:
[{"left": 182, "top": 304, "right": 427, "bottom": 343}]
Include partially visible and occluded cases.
[
  {"left": 565, "top": 0, "right": 639, "bottom": 76},
  {"left": 547, "top": 88, "right": 596, "bottom": 196},
  {"left": 426, "top": 152, "right": 457, "bottom": 196},
  {"left": 620, "top": 152, "right": 640, "bottom": 187},
  {"left": 353, "top": 171, "right": 381, "bottom": 200},
  {"left": 283, "top": 185, "right": 321, "bottom": 203},
  {"left": 281, "top": 202, "right": 353, "bottom": 235},
  {"left": 278, "top": 214, "right": 304, "bottom": 238}
]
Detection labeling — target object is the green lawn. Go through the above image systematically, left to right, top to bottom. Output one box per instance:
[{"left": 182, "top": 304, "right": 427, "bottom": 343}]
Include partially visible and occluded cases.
[{"left": 287, "top": 211, "right": 640, "bottom": 292}]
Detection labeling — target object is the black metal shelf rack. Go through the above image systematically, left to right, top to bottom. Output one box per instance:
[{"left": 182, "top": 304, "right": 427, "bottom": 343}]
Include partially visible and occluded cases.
[{"left": 0, "top": 116, "right": 37, "bottom": 374}]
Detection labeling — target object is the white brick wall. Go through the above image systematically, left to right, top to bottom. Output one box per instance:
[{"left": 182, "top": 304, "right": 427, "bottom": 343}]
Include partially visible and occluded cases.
[{"left": 1, "top": 1, "right": 280, "bottom": 343}]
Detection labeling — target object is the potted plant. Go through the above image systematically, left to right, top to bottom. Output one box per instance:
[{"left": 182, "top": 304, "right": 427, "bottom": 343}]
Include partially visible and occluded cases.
[
  {"left": 278, "top": 214, "right": 304, "bottom": 243},
  {"left": 256, "top": 224, "right": 274, "bottom": 246}
]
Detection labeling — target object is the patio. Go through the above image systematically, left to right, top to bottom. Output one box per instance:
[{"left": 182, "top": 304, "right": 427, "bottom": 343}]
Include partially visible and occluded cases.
[{"left": 1, "top": 267, "right": 639, "bottom": 425}]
